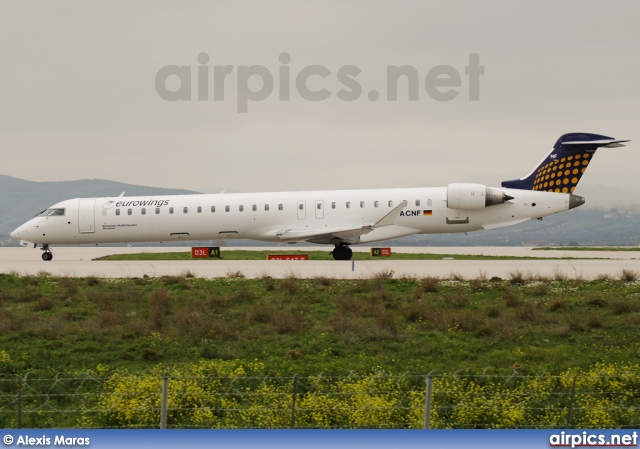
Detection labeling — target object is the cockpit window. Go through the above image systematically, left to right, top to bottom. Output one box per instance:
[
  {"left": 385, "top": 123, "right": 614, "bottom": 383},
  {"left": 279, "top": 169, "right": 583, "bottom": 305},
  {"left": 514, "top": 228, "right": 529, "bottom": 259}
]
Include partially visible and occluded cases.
[{"left": 38, "top": 208, "right": 65, "bottom": 217}]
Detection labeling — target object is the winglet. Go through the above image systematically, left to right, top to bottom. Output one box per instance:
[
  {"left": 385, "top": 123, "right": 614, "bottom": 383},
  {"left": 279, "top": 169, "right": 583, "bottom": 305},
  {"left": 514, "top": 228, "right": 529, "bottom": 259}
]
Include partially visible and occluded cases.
[{"left": 374, "top": 200, "right": 408, "bottom": 228}]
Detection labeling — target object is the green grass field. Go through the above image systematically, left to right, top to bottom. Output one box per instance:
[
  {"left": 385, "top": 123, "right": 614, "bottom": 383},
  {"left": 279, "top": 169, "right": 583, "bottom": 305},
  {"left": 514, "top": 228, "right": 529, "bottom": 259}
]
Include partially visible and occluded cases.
[
  {"left": 534, "top": 247, "right": 640, "bottom": 251},
  {"left": 1, "top": 271, "right": 639, "bottom": 377},
  {"left": 3, "top": 271, "right": 640, "bottom": 428}
]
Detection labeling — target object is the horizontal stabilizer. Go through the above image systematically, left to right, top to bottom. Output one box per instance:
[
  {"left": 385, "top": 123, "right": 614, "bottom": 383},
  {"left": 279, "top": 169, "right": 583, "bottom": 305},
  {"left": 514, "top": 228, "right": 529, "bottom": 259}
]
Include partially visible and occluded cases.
[{"left": 562, "top": 139, "right": 629, "bottom": 148}]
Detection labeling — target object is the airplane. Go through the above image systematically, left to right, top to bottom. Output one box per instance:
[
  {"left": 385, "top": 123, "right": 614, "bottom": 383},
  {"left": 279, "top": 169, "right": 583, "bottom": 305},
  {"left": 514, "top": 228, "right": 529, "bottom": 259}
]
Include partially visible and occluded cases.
[{"left": 10, "top": 132, "right": 629, "bottom": 261}]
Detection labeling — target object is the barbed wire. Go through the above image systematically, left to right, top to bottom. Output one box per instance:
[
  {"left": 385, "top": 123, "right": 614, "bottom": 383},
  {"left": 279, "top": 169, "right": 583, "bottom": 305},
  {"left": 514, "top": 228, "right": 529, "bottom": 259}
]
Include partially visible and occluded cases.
[{"left": 0, "top": 371, "right": 638, "bottom": 429}]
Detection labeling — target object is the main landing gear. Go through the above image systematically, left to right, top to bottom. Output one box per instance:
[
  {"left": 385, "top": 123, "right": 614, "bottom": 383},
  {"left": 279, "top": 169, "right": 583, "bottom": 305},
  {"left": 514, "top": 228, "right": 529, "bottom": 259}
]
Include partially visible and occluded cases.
[
  {"left": 41, "top": 244, "right": 53, "bottom": 261},
  {"left": 331, "top": 244, "right": 353, "bottom": 261}
]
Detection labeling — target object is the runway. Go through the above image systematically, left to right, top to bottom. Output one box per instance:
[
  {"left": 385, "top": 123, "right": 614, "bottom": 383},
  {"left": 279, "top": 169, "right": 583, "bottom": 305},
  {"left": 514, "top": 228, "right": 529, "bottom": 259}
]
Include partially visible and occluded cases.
[{"left": 1, "top": 246, "right": 639, "bottom": 279}]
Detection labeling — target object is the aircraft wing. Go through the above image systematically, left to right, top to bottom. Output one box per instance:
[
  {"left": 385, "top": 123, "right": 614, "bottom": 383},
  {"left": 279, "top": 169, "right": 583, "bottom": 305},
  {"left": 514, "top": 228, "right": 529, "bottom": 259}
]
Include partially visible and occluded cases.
[
  {"left": 276, "top": 200, "right": 408, "bottom": 244},
  {"left": 481, "top": 218, "right": 530, "bottom": 230},
  {"left": 276, "top": 225, "right": 375, "bottom": 243}
]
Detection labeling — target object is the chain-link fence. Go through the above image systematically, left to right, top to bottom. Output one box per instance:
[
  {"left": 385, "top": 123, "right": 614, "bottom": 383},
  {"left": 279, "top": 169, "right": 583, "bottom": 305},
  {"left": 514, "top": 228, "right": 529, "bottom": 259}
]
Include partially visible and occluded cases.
[{"left": 1, "top": 368, "right": 639, "bottom": 429}]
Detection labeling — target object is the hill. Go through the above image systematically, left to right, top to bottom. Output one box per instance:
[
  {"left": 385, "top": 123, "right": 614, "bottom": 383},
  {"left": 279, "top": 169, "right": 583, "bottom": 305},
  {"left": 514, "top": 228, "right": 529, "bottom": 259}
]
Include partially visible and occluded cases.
[{"left": 0, "top": 174, "right": 197, "bottom": 235}]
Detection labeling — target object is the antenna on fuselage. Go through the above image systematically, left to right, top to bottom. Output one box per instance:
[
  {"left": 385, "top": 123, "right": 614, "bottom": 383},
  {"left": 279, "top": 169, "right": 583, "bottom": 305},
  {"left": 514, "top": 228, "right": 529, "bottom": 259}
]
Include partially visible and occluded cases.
[{"left": 118, "top": 192, "right": 125, "bottom": 197}]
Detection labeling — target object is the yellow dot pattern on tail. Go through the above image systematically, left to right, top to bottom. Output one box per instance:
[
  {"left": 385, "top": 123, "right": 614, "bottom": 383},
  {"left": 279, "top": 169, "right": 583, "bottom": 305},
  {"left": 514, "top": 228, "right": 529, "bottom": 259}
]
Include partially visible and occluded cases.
[{"left": 532, "top": 151, "right": 593, "bottom": 193}]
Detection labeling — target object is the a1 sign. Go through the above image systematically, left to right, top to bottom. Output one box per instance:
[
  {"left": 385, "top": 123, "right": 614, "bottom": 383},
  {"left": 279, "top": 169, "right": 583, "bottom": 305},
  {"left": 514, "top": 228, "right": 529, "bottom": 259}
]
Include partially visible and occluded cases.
[
  {"left": 191, "top": 247, "right": 221, "bottom": 258},
  {"left": 370, "top": 247, "right": 392, "bottom": 257}
]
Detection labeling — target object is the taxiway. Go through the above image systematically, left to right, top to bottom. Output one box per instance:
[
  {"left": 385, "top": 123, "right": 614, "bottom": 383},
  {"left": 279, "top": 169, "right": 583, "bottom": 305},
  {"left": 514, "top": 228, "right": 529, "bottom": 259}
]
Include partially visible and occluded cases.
[{"left": 1, "top": 246, "right": 638, "bottom": 279}]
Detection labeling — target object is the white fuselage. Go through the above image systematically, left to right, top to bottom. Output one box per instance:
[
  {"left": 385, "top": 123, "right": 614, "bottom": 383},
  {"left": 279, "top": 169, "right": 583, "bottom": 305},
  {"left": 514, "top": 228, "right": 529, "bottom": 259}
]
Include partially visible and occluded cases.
[{"left": 10, "top": 186, "right": 573, "bottom": 246}]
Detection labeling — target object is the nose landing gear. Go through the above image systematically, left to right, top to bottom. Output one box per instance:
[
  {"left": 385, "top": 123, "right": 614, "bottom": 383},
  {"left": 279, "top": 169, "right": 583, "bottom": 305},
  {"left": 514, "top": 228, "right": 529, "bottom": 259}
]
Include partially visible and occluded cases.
[{"left": 41, "top": 244, "right": 53, "bottom": 261}]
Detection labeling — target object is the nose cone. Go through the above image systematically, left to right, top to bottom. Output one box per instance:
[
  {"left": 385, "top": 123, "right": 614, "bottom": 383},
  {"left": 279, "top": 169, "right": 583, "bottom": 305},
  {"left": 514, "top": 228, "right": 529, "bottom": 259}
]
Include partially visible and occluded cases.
[
  {"left": 10, "top": 222, "right": 32, "bottom": 241},
  {"left": 10, "top": 227, "right": 20, "bottom": 240}
]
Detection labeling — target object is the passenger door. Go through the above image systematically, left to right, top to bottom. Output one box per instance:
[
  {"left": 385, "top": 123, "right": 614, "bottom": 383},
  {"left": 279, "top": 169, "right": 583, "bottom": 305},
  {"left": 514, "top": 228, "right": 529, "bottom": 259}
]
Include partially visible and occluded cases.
[{"left": 78, "top": 199, "right": 96, "bottom": 234}]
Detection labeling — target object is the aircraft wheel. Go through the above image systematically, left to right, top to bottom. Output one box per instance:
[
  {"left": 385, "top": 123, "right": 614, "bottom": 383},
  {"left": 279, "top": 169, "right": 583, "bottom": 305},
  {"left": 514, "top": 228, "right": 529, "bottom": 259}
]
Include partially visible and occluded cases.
[
  {"left": 332, "top": 245, "right": 352, "bottom": 261},
  {"left": 42, "top": 252, "right": 53, "bottom": 261}
]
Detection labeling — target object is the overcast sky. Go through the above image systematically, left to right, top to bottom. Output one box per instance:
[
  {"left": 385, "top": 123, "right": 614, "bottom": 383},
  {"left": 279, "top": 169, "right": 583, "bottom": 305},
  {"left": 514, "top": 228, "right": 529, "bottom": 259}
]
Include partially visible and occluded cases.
[{"left": 1, "top": 1, "right": 638, "bottom": 194}]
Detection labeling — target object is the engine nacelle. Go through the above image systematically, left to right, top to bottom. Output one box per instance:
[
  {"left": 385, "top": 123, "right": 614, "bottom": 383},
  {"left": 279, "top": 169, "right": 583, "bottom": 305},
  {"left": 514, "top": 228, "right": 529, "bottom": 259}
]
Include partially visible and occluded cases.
[{"left": 447, "top": 183, "right": 512, "bottom": 209}]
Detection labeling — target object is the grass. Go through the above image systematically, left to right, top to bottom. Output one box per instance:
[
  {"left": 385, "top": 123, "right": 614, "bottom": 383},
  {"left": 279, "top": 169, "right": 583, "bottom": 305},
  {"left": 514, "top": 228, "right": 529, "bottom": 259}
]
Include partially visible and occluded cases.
[
  {"left": 533, "top": 247, "right": 640, "bottom": 251},
  {"left": 94, "top": 249, "right": 600, "bottom": 261},
  {"left": 1, "top": 272, "right": 640, "bottom": 377}
]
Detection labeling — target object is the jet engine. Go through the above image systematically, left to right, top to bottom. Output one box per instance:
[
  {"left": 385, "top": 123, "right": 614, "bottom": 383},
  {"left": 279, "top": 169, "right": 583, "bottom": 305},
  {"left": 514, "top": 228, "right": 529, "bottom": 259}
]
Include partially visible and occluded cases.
[{"left": 446, "top": 183, "right": 513, "bottom": 209}]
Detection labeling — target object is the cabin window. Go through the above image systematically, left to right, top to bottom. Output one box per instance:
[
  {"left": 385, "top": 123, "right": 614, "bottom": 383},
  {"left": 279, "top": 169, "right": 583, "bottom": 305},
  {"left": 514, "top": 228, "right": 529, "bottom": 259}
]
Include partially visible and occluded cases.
[
  {"left": 416, "top": 199, "right": 421, "bottom": 206},
  {"left": 427, "top": 199, "right": 432, "bottom": 206},
  {"left": 388, "top": 200, "right": 393, "bottom": 207},
  {"left": 360, "top": 201, "right": 365, "bottom": 208},
  {"left": 374, "top": 201, "right": 379, "bottom": 207},
  {"left": 331, "top": 202, "right": 336, "bottom": 209},
  {"left": 346, "top": 202, "right": 351, "bottom": 208},
  {"left": 299, "top": 203, "right": 304, "bottom": 210},
  {"left": 317, "top": 203, "right": 322, "bottom": 209},
  {"left": 265, "top": 204, "right": 270, "bottom": 211},
  {"left": 278, "top": 204, "right": 283, "bottom": 211},
  {"left": 239, "top": 205, "right": 244, "bottom": 212},
  {"left": 252, "top": 205, "right": 257, "bottom": 211},
  {"left": 197, "top": 206, "right": 202, "bottom": 213},
  {"left": 211, "top": 206, "right": 216, "bottom": 213},
  {"left": 225, "top": 206, "right": 230, "bottom": 212},
  {"left": 156, "top": 207, "right": 160, "bottom": 214},
  {"left": 169, "top": 207, "right": 174, "bottom": 214},
  {"left": 183, "top": 207, "right": 188, "bottom": 213},
  {"left": 141, "top": 208, "right": 146, "bottom": 215},
  {"left": 115, "top": 209, "right": 120, "bottom": 216},
  {"left": 127, "top": 209, "right": 132, "bottom": 215}
]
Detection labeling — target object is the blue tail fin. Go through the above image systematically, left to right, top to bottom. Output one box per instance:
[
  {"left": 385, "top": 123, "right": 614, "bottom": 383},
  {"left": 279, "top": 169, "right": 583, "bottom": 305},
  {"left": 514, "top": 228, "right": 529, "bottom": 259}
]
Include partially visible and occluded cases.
[{"left": 501, "top": 133, "right": 628, "bottom": 192}]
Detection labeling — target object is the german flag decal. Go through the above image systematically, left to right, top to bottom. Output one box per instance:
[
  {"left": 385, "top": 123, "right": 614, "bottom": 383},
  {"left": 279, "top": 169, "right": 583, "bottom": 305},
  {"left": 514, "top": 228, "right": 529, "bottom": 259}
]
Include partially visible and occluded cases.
[{"left": 423, "top": 210, "right": 433, "bottom": 216}]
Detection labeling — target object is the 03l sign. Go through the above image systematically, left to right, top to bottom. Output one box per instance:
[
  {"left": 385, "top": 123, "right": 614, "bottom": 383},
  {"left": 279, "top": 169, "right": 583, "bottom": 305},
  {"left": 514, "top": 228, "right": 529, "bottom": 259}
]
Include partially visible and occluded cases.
[{"left": 191, "top": 247, "right": 221, "bottom": 258}]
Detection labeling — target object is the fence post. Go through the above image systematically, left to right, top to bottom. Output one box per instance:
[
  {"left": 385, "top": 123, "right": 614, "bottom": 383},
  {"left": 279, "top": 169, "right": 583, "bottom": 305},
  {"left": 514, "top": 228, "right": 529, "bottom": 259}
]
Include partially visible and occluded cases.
[
  {"left": 160, "top": 374, "right": 169, "bottom": 429},
  {"left": 423, "top": 374, "right": 433, "bottom": 429},
  {"left": 566, "top": 374, "right": 577, "bottom": 428},
  {"left": 290, "top": 376, "right": 298, "bottom": 429},
  {"left": 17, "top": 378, "right": 22, "bottom": 429}
]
